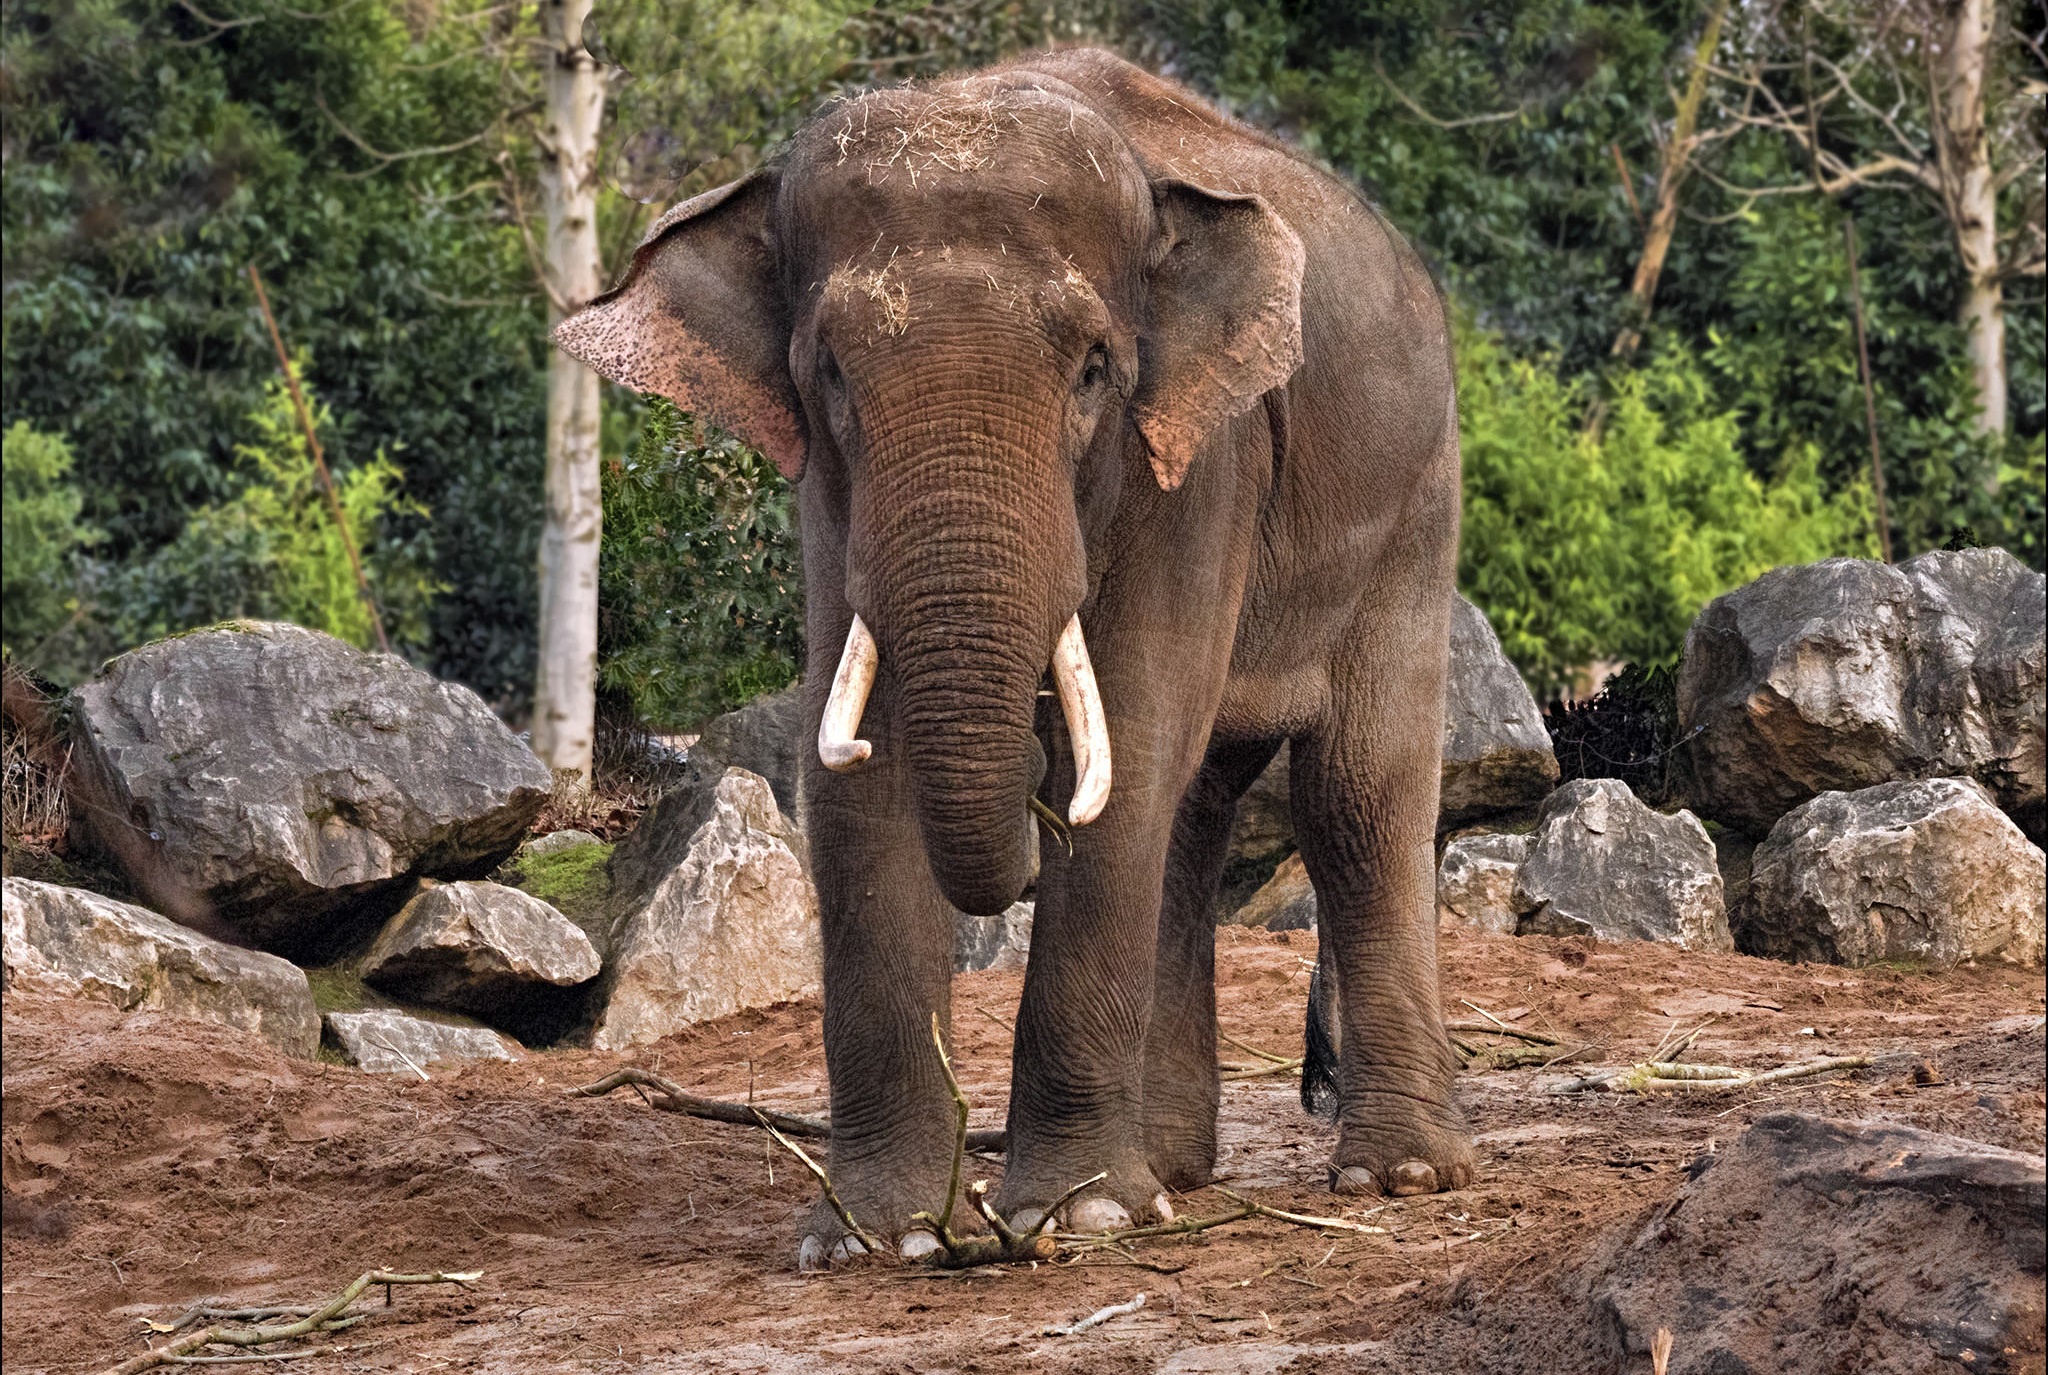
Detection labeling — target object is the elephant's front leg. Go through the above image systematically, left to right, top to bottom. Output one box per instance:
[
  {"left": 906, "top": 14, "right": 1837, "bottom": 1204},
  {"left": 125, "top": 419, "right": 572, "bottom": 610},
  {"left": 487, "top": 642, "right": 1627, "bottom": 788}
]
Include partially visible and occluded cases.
[{"left": 799, "top": 679, "right": 968, "bottom": 1269}]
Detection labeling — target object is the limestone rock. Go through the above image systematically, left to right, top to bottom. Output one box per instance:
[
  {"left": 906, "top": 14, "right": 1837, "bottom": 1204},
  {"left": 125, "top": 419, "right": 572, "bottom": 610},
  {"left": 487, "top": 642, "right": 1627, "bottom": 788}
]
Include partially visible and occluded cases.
[
  {"left": 1678, "top": 549, "right": 2046, "bottom": 841},
  {"left": 1439, "top": 594, "right": 1560, "bottom": 828},
  {"left": 1224, "top": 596, "right": 1558, "bottom": 865},
  {"left": 66, "top": 621, "right": 551, "bottom": 959},
  {"left": 691, "top": 683, "right": 804, "bottom": 820},
  {"left": 592, "top": 768, "right": 821, "bottom": 1051},
  {"left": 1743, "top": 777, "right": 2045, "bottom": 969},
  {"left": 1512, "top": 779, "right": 1730, "bottom": 949},
  {"left": 525, "top": 829, "right": 603, "bottom": 857},
  {"left": 1436, "top": 832, "right": 1529, "bottom": 936},
  {"left": 1233, "top": 853, "right": 1318, "bottom": 931},
  {"left": 2, "top": 878, "right": 318, "bottom": 1057},
  {"left": 361, "top": 880, "right": 600, "bottom": 1020},
  {"left": 956, "top": 901, "right": 1034, "bottom": 972},
  {"left": 323, "top": 1008, "right": 517, "bottom": 1073},
  {"left": 1591, "top": 1113, "right": 2046, "bottom": 1375}
]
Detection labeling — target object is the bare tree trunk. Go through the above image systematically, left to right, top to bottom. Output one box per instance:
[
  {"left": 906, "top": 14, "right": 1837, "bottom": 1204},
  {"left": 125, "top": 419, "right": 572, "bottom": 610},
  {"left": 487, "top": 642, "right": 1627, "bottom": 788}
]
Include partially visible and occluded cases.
[
  {"left": 532, "top": 0, "right": 605, "bottom": 783},
  {"left": 1938, "top": 0, "right": 2006, "bottom": 436}
]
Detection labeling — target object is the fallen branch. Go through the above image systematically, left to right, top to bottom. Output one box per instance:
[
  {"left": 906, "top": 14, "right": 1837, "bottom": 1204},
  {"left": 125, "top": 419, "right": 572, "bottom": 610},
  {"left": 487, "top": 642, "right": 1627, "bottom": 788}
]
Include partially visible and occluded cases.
[
  {"left": 1445, "top": 1022, "right": 1560, "bottom": 1046},
  {"left": 1552, "top": 1056, "right": 1870, "bottom": 1096},
  {"left": 572, "top": 1066, "right": 1006, "bottom": 1153},
  {"left": 753, "top": 1109, "right": 882, "bottom": 1256},
  {"left": 1212, "top": 1188, "right": 1389, "bottom": 1235},
  {"left": 104, "top": 1271, "right": 479, "bottom": 1375},
  {"left": 1045, "top": 1291, "right": 1146, "bottom": 1337}
]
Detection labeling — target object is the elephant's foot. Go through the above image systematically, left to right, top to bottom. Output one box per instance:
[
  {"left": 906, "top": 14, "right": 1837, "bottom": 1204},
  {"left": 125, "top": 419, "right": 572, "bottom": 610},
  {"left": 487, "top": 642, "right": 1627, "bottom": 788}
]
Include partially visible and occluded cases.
[
  {"left": 1328, "top": 1091, "right": 1476, "bottom": 1198},
  {"left": 1143, "top": 1117, "right": 1218, "bottom": 1193},
  {"left": 997, "top": 1146, "right": 1174, "bottom": 1235},
  {"left": 794, "top": 1158, "right": 980, "bottom": 1272}
]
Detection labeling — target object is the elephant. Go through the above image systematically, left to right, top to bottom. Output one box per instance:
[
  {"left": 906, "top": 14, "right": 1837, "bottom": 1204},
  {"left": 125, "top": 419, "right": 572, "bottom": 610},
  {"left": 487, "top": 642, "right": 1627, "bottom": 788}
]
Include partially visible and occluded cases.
[{"left": 555, "top": 47, "right": 1472, "bottom": 1268}]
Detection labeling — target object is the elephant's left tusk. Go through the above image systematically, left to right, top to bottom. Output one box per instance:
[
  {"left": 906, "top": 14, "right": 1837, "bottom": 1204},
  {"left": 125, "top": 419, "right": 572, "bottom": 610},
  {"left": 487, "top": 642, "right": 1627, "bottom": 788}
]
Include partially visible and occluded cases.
[
  {"left": 819, "top": 615, "right": 878, "bottom": 771},
  {"left": 1052, "top": 615, "right": 1112, "bottom": 825}
]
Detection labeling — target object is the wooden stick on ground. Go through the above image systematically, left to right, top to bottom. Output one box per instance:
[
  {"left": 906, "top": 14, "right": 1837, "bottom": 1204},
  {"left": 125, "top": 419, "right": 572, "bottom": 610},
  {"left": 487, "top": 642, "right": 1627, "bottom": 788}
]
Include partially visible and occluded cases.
[
  {"left": 1552, "top": 1056, "right": 1869, "bottom": 1096},
  {"left": 572, "top": 1066, "right": 1006, "bottom": 1152},
  {"left": 752, "top": 1109, "right": 881, "bottom": 1256},
  {"left": 103, "top": 1271, "right": 478, "bottom": 1375},
  {"left": 1044, "top": 1291, "right": 1147, "bottom": 1337}
]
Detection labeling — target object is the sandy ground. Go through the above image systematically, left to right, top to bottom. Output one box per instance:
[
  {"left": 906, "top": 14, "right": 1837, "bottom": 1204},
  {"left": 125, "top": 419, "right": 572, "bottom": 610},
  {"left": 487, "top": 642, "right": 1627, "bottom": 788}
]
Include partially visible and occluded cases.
[{"left": 4, "top": 926, "right": 2043, "bottom": 1374}]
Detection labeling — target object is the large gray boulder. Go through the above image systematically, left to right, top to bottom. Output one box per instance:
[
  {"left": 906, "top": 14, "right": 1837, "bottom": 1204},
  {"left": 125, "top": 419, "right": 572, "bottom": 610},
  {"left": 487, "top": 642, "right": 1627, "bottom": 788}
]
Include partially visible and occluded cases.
[
  {"left": 1678, "top": 549, "right": 2046, "bottom": 841},
  {"left": 1225, "top": 596, "right": 1557, "bottom": 867},
  {"left": 66, "top": 621, "right": 551, "bottom": 959},
  {"left": 691, "top": 683, "right": 804, "bottom": 820},
  {"left": 592, "top": 768, "right": 821, "bottom": 1051},
  {"left": 1743, "top": 777, "right": 2045, "bottom": 969},
  {"left": 1513, "top": 779, "right": 1730, "bottom": 949},
  {"left": 1436, "top": 832, "right": 1529, "bottom": 936},
  {"left": 1230, "top": 853, "right": 1318, "bottom": 931},
  {"left": 2, "top": 878, "right": 319, "bottom": 1057},
  {"left": 361, "top": 880, "right": 601, "bottom": 1019},
  {"left": 955, "top": 901, "right": 1034, "bottom": 972},
  {"left": 323, "top": 1008, "right": 517, "bottom": 1073},
  {"left": 1591, "top": 1113, "right": 2045, "bottom": 1375}
]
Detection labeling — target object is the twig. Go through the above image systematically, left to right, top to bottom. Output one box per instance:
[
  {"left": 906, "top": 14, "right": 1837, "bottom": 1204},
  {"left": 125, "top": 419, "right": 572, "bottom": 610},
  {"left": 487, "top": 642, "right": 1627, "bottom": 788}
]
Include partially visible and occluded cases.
[
  {"left": 1458, "top": 1000, "right": 1515, "bottom": 1032},
  {"left": 975, "top": 1006, "right": 1015, "bottom": 1034},
  {"left": 929, "top": 1013, "right": 966, "bottom": 1235},
  {"left": 1445, "top": 1022, "right": 1560, "bottom": 1046},
  {"left": 1219, "top": 1032, "right": 1294, "bottom": 1065},
  {"left": 363, "top": 1034, "right": 430, "bottom": 1082},
  {"left": 1551, "top": 1056, "right": 1869, "bottom": 1095},
  {"left": 1221, "top": 1059, "right": 1304, "bottom": 1081},
  {"left": 571, "top": 1068, "right": 833, "bottom": 1138},
  {"left": 753, "top": 1110, "right": 881, "bottom": 1255},
  {"left": 1213, "top": 1189, "right": 1389, "bottom": 1235},
  {"left": 1059, "top": 1206, "right": 1258, "bottom": 1247},
  {"left": 102, "top": 1272, "right": 478, "bottom": 1375},
  {"left": 1045, "top": 1291, "right": 1146, "bottom": 1337},
  {"left": 1653, "top": 1326, "right": 1674, "bottom": 1375},
  {"left": 167, "top": 1355, "right": 328, "bottom": 1365}
]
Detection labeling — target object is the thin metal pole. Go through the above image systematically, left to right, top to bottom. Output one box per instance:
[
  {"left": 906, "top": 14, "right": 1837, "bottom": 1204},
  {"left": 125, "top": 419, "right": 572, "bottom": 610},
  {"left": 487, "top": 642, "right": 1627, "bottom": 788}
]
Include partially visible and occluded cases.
[
  {"left": 1841, "top": 219, "right": 1893, "bottom": 564},
  {"left": 246, "top": 265, "right": 394, "bottom": 654}
]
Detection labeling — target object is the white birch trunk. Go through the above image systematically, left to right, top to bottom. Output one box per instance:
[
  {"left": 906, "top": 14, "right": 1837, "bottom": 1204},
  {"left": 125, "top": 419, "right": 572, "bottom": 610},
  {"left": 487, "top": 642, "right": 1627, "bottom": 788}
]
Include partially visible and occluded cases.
[
  {"left": 532, "top": 0, "right": 605, "bottom": 782},
  {"left": 1941, "top": 0, "right": 2005, "bottom": 436}
]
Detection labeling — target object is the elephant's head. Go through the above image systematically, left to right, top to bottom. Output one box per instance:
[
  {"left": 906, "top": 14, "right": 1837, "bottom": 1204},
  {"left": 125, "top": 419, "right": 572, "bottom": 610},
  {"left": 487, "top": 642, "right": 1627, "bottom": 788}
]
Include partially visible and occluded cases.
[{"left": 555, "top": 72, "right": 1304, "bottom": 914}]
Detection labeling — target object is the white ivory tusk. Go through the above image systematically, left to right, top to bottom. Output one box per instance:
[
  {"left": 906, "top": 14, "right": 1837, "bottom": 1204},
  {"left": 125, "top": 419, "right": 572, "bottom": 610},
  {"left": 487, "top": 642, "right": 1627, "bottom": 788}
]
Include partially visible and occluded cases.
[
  {"left": 1052, "top": 614, "right": 1113, "bottom": 825},
  {"left": 819, "top": 615, "right": 878, "bottom": 771}
]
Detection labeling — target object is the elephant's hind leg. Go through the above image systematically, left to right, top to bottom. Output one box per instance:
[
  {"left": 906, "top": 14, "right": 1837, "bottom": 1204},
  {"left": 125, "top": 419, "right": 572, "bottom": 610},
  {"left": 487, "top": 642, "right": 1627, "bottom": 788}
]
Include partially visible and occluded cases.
[{"left": 1143, "top": 735, "right": 1284, "bottom": 1189}]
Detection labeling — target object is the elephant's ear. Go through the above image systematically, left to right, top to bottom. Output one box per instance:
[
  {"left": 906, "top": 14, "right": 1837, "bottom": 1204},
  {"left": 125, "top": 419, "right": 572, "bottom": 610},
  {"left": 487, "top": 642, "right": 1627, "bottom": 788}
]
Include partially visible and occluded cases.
[
  {"left": 552, "top": 171, "right": 806, "bottom": 480},
  {"left": 1132, "top": 181, "right": 1306, "bottom": 492}
]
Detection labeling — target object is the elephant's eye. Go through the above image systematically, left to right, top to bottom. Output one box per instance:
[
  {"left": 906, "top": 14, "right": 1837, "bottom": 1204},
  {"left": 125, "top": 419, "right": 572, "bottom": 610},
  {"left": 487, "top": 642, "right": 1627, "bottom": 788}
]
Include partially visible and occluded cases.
[{"left": 1079, "top": 346, "right": 1110, "bottom": 394}]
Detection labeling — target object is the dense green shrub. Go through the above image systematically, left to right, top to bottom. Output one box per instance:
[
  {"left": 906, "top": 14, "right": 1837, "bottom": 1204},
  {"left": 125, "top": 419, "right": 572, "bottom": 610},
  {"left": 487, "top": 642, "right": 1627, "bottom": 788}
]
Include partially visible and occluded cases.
[
  {"left": 598, "top": 400, "right": 802, "bottom": 730},
  {"left": 1, "top": 424, "right": 98, "bottom": 660}
]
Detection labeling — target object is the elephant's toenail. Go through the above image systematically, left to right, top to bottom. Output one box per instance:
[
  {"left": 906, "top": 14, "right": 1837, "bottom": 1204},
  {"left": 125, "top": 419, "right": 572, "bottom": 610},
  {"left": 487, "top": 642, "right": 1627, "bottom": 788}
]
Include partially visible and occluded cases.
[
  {"left": 1389, "top": 1160, "right": 1440, "bottom": 1196},
  {"left": 1330, "top": 1165, "right": 1383, "bottom": 1196},
  {"left": 1151, "top": 1193, "right": 1175, "bottom": 1223},
  {"left": 1068, "top": 1197, "right": 1133, "bottom": 1233},
  {"left": 1009, "top": 1206, "right": 1048, "bottom": 1234},
  {"left": 898, "top": 1230, "right": 941, "bottom": 1261},
  {"left": 797, "top": 1235, "right": 828, "bottom": 1272},
  {"left": 830, "top": 1235, "right": 870, "bottom": 1263}
]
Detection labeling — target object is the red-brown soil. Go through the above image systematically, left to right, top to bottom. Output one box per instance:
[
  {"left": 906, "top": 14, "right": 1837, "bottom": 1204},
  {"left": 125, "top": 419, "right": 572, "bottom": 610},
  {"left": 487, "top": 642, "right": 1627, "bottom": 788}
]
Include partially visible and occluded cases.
[{"left": 5, "top": 927, "right": 2043, "bottom": 1374}]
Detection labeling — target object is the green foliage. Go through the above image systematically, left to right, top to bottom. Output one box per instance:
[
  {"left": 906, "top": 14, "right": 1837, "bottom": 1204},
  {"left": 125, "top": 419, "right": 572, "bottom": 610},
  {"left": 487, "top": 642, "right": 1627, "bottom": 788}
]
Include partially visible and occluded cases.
[
  {"left": 1457, "top": 318, "right": 1873, "bottom": 695},
  {"left": 111, "top": 377, "right": 440, "bottom": 652},
  {"left": 598, "top": 400, "right": 803, "bottom": 730},
  {"left": 1, "top": 424, "right": 98, "bottom": 658},
  {"left": 508, "top": 840, "right": 615, "bottom": 924}
]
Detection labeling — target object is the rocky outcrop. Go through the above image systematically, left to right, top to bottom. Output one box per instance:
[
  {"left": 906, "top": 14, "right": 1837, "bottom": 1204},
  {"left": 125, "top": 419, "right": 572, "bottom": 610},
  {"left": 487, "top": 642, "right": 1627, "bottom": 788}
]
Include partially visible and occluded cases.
[
  {"left": 1678, "top": 549, "right": 2046, "bottom": 841},
  {"left": 1439, "top": 595, "right": 1560, "bottom": 828},
  {"left": 1224, "top": 596, "right": 1558, "bottom": 868},
  {"left": 66, "top": 621, "right": 551, "bottom": 959},
  {"left": 691, "top": 683, "right": 804, "bottom": 820},
  {"left": 591, "top": 768, "right": 821, "bottom": 1051},
  {"left": 1743, "top": 777, "right": 2045, "bottom": 969},
  {"left": 1512, "top": 779, "right": 1730, "bottom": 949},
  {"left": 1436, "top": 832, "right": 1529, "bottom": 936},
  {"left": 1231, "top": 853, "right": 1317, "bottom": 931},
  {"left": 2, "top": 878, "right": 318, "bottom": 1057},
  {"left": 361, "top": 880, "right": 600, "bottom": 1020},
  {"left": 956, "top": 901, "right": 1034, "bottom": 972},
  {"left": 323, "top": 1008, "right": 517, "bottom": 1073},
  {"left": 1591, "top": 1113, "right": 2046, "bottom": 1375}
]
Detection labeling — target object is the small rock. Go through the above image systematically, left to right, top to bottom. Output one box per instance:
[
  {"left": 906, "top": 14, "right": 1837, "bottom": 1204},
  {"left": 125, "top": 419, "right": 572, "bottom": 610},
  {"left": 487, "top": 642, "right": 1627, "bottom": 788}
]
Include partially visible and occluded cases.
[
  {"left": 1678, "top": 548, "right": 2046, "bottom": 841},
  {"left": 66, "top": 621, "right": 551, "bottom": 959},
  {"left": 592, "top": 768, "right": 821, "bottom": 1051},
  {"left": 1743, "top": 777, "right": 2045, "bottom": 969},
  {"left": 1512, "top": 779, "right": 1730, "bottom": 949},
  {"left": 524, "top": 829, "right": 603, "bottom": 857},
  {"left": 1437, "top": 833, "right": 1529, "bottom": 936},
  {"left": 1233, "top": 854, "right": 1318, "bottom": 931},
  {"left": 2, "top": 878, "right": 318, "bottom": 1057},
  {"left": 361, "top": 881, "right": 600, "bottom": 1020},
  {"left": 956, "top": 901, "right": 1035, "bottom": 972},
  {"left": 323, "top": 1008, "right": 516, "bottom": 1073},
  {"left": 1590, "top": 1112, "right": 2046, "bottom": 1374}
]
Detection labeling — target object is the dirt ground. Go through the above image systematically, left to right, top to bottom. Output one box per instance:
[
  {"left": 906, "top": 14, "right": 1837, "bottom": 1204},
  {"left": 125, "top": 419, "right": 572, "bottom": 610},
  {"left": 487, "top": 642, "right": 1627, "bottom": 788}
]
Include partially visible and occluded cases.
[{"left": 4, "top": 926, "right": 2043, "bottom": 1374}]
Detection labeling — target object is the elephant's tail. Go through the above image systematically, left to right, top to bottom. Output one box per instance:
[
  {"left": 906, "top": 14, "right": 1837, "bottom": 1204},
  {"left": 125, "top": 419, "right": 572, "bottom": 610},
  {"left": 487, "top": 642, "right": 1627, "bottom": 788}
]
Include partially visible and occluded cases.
[{"left": 1300, "top": 946, "right": 1339, "bottom": 1118}]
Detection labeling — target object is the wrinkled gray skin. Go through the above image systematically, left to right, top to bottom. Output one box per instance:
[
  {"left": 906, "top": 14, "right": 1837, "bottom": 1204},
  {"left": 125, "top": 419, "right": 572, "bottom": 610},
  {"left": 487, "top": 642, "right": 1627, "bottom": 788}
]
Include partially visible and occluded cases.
[{"left": 556, "top": 49, "right": 1470, "bottom": 1266}]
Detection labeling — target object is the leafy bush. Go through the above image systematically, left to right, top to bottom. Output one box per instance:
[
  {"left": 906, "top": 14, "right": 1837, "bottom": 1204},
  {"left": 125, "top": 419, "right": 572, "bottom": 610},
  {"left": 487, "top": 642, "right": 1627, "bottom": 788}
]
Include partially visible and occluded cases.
[
  {"left": 1457, "top": 319, "right": 1873, "bottom": 695},
  {"left": 598, "top": 399, "right": 802, "bottom": 731},
  {"left": 1, "top": 424, "right": 97, "bottom": 661}
]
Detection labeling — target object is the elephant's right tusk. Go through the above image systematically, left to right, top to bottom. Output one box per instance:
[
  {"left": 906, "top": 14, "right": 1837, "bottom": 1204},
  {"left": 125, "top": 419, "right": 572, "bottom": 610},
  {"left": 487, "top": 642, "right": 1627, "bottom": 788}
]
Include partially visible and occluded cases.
[
  {"left": 1052, "top": 614, "right": 1112, "bottom": 825},
  {"left": 819, "top": 615, "right": 878, "bottom": 771}
]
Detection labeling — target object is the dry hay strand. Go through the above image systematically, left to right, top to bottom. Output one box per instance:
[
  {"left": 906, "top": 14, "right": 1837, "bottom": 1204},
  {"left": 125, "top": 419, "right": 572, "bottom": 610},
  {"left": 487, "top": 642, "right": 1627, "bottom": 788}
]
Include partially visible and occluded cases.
[{"left": 2, "top": 662, "right": 69, "bottom": 853}]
